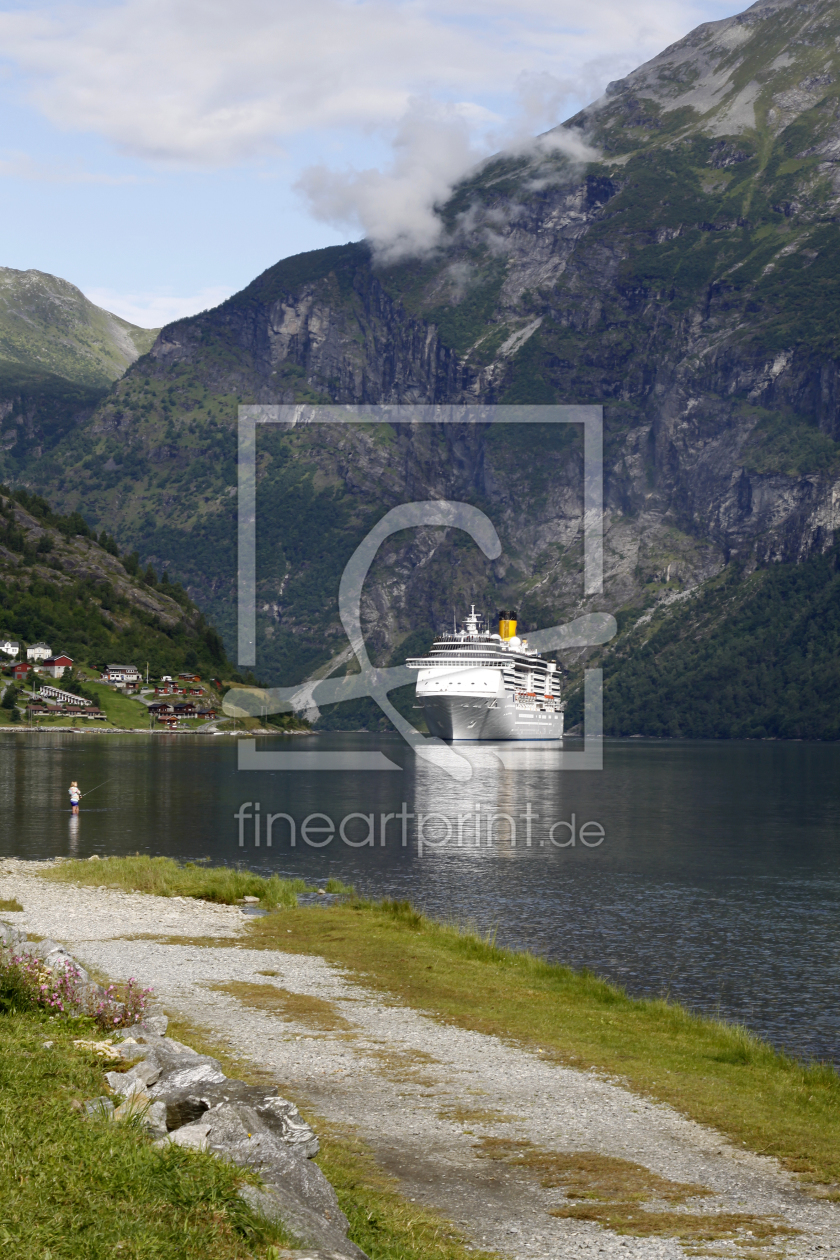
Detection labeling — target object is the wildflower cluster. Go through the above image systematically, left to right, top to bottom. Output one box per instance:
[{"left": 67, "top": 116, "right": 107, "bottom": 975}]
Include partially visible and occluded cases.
[
  {"left": 0, "top": 948, "right": 154, "bottom": 1029},
  {"left": 93, "top": 977, "right": 154, "bottom": 1029}
]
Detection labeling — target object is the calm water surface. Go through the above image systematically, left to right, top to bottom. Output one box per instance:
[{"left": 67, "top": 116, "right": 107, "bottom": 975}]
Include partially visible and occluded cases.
[{"left": 2, "top": 731, "right": 838, "bottom": 1063}]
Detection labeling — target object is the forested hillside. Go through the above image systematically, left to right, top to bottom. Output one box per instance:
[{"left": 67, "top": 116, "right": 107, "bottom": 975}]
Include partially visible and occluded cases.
[
  {"left": 3, "top": 0, "right": 840, "bottom": 737},
  {"left": 0, "top": 486, "right": 229, "bottom": 678}
]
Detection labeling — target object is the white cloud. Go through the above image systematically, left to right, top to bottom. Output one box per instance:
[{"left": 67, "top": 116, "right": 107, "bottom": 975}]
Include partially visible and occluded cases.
[
  {"left": 0, "top": 1, "right": 737, "bottom": 258},
  {"left": 0, "top": 1, "right": 730, "bottom": 165},
  {"left": 296, "top": 97, "right": 600, "bottom": 260},
  {"left": 0, "top": 149, "right": 140, "bottom": 184},
  {"left": 84, "top": 285, "right": 233, "bottom": 328}
]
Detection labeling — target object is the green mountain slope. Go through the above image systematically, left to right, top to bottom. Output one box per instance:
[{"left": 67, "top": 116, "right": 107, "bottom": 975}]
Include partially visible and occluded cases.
[
  {"left": 7, "top": 0, "right": 840, "bottom": 735},
  {"left": 0, "top": 268, "right": 157, "bottom": 388},
  {"left": 0, "top": 485, "right": 229, "bottom": 679},
  {"left": 565, "top": 544, "right": 840, "bottom": 740}
]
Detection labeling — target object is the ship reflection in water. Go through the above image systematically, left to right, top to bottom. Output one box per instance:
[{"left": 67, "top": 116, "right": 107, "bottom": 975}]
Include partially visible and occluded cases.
[{"left": 3, "top": 733, "right": 840, "bottom": 1062}]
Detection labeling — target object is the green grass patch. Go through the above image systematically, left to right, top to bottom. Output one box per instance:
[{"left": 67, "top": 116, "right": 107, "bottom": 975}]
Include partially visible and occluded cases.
[
  {"left": 82, "top": 682, "right": 151, "bottom": 729},
  {"left": 40, "top": 855, "right": 311, "bottom": 909},
  {"left": 324, "top": 878, "right": 355, "bottom": 895},
  {"left": 0, "top": 899, "right": 22, "bottom": 913},
  {"left": 242, "top": 899, "right": 840, "bottom": 1188},
  {"left": 0, "top": 1009, "right": 293, "bottom": 1258}
]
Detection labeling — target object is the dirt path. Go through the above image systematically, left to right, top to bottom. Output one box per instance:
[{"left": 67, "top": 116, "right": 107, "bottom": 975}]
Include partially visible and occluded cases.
[{"left": 2, "top": 861, "right": 837, "bottom": 1260}]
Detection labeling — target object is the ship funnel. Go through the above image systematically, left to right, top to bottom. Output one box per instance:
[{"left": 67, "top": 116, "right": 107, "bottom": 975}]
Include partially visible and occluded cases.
[{"left": 498, "top": 609, "right": 517, "bottom": 640}]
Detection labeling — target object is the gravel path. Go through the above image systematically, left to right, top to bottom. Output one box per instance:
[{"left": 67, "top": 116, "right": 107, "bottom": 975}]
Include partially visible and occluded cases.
[{"left": 2, "top": 859, "right": 838, "bottom": 1260}]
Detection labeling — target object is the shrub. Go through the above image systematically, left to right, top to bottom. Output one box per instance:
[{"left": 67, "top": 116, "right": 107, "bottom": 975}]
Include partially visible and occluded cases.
[{"left": 0, "top": 949, "right": 154, "bottom": 1029}]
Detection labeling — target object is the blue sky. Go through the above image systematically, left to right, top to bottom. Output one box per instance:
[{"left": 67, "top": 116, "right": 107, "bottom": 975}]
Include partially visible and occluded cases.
[{"left": 0, "top": 0, "right": 741, "bottom": 327}]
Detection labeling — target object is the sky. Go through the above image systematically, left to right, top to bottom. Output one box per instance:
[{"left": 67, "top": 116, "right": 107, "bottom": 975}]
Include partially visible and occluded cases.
[{"left": 0, "top": 0, "right": 741, "bottom": 328}]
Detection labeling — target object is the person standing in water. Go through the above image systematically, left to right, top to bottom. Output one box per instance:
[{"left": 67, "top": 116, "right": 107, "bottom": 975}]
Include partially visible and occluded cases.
[{"left": 68, "top": 781, "right": 81, "bottom": 814}]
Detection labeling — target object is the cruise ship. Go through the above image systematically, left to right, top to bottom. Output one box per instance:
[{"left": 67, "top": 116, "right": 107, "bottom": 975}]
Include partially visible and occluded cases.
[{"left": 406, "top": 607, "right": 564, "bottom": 741}]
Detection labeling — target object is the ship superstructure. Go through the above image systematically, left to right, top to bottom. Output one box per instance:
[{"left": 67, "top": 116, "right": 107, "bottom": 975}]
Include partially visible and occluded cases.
[{"left": 406, "top": 607, "right": 564, "bottom": 741}]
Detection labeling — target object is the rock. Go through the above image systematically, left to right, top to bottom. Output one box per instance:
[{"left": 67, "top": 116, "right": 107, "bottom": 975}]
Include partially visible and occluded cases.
[
  {"left": 242, "top": 895, "right": 261, "bottom": 904},
  {"left": 0, "top": 919, "right": 24, "bottom": 948},
  {"left": 41, "top": 1040, "right": 54, "bottom": 1049},
  {"left": 128, "top": 1057, "right": 162, "bottom": 1087},
  {"left": 148, "top": 1060, "right": 226, "bottom": 1104},
  {"left": 106, "top": 1072, "right": 149, "bottom": 1101},
  {"left": 147, "top": 1075, "right": 317, "bottom": 1151},
  {"left": 114, "top": 1087, "right": 151, "bottom": 1122},
  {"left": 258, "top": 1096, "right": 320, "bottom": 1157},
  {"left": 83, "top": 1097, "right": 115, "bottom": 1120},
  {"left": 143, "top": 1100, "right": 168, "bottom": 1140},
  {"left": 204, "top": 1103, "right": 341, "bottom": 1223},
  {"left": 156, "top": 1119, "right": 211, "bottom": 1152},
  {"left": 240, "top": 1185, "right": 369, "bottom": 1260}
]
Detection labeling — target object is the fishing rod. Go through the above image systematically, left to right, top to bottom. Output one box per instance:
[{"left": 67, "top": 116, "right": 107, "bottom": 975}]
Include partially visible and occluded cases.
[{"left": 79, "top": 778, "right": 113, "bottom": 800}]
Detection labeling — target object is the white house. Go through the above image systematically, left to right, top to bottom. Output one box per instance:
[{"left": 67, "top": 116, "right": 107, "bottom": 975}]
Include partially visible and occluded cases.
[
  {"left": 0, "top": 638, "right": 19, "bottom": 658},
  {"left": 26, "top": 642, "right": 52, "bottom": 662},
  {"left": 40, "top": 654, "right": 73, "bottom": 679},
  {"left": 102, "top": 664, "right": 141, "bottom": 685}
]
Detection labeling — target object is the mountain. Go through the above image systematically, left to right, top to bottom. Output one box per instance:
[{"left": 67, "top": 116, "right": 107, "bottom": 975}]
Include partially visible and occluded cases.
[
  {"left": 6, "top": 0, "right": 840, "bottom": 733},
  {"left": 0, "top": 268, "right": 157, "bottom": 388},
  {"left": 0, "top": 269, "right": 159, "bottom": 489},
  {"left": 0, "top": 484, "right": 229, "bottom": 681}
]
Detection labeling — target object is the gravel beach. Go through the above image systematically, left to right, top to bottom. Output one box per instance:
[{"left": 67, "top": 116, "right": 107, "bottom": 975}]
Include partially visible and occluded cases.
[{"left": 2, "top": 858, "right": 837, "bottom": 1260}]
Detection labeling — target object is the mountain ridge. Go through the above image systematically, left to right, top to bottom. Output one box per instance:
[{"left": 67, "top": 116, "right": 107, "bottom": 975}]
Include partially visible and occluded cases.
[{"left": 3, "top": 0, "right": 840, "bottom": 734}]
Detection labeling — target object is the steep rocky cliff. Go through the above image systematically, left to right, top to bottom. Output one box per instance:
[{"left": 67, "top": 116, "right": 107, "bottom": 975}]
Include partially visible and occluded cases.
[{"left": 7, "top": 0, "right": 840, "bottom": 724}]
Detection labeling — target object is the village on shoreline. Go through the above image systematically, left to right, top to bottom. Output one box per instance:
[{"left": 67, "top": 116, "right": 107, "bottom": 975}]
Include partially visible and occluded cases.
[{"left": 0, "top": 635, "right": 303, "bottom": 734}]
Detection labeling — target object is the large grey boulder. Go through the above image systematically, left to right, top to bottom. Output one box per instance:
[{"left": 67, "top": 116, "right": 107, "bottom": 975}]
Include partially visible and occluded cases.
[
  {"left": 0, "top": 920, "right": 24, "bottom": 948},
  {"left": 149, "top": 1060, "right": 226, "bottom": 1099},
  {"left": 147, "top": 1074, "right": 318, "bottom": 1154},
  {"left": 205, "top": 1103, "right": 340, "bottom": 1222},
  {"left": 240, "top": 1184, "right": 369, "bottom": 1260}
]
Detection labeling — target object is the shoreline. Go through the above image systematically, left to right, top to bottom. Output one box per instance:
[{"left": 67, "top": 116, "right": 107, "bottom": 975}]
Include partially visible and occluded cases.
[
  {"left": 0, "top": 726, "right": 314, "bottom": 736},
  {"left": 2, "top": 860, "right": 839, "bottom": 1258}
]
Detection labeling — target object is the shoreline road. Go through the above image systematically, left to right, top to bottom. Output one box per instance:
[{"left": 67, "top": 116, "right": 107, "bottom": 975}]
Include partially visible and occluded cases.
[{"left": 1, "top": 859, "right": 837, "bottom": 1260}]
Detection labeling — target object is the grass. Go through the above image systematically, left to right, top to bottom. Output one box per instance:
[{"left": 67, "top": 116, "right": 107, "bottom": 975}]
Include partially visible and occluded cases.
[
  {"left": 82, "top": 682, "right": 152, "bottom": 729},
  {"left": 40, "top": 855, "right": 311, "bottom": 909},
  {"left": 324, "top": 877, "right": 355, "bottom": 895},
  {"left": 236, "top": 898, "right": 840, "bottom": 1189},
  {"left": 0, "top": 899, "right": 22, "bottom": 912},
  {"left": 209, "top": 981, "right": 352, "bottom": 1031},
  {"left": 0, "top": 1009, "right": 294, "bottom": 1258},
  {"left": 162, "top": 1014, "right": 503, "bottom": 1260},
  {"left": 470, "top": 1138, "right": 794, "bottom": 1243}
]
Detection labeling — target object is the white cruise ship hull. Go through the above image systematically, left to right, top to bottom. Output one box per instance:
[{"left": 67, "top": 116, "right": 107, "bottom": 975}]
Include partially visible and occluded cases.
[
  {"left": 409, "top": 609, "right": 564, "bottom": 743},
  {"left": 417, "top": 668, "right": 563, "bottom": 742},
  {"left": 422, "top": 693, "right": 564, "bottom": 741}
]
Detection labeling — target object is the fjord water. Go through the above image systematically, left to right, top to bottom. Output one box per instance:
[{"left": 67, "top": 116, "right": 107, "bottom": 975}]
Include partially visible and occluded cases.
[{"left": 2, "top": 732, "right": 839, "bottom": 1063}]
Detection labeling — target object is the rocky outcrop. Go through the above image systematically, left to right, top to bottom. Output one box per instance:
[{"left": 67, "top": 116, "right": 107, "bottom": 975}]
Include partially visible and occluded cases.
[
  {"left": 11, "top": 0, "right": 840, "bottom": 685},
  {"left": 0, "top": 921, "right": 368, "bottom": 1260}
]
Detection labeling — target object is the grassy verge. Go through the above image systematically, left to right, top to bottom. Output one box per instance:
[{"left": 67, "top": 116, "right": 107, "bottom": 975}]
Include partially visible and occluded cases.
[
  {"left": 80, "top": 682, "right": 152, "bottom": 728},
  {"left": 40, "top": 855, "right": 311, "bottom": 908},
  {"left": 236, "top": 899, "right": 840, "bottom": 1189},
  {"left": 0, "top": 1009, "right": 294, "bottom": 1258},
  {"left": 165, "top": 1015, "right": 501, "bottom": 1260}
]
